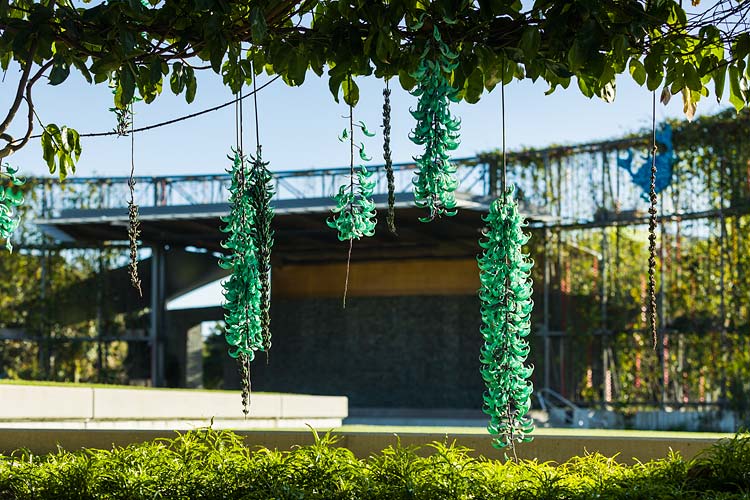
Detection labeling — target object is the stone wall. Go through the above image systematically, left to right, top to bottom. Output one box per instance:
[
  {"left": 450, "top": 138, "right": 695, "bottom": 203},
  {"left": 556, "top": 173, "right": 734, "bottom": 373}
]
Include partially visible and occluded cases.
[{"left": 246, "top": 295, "right": 485, "bottom": 409}]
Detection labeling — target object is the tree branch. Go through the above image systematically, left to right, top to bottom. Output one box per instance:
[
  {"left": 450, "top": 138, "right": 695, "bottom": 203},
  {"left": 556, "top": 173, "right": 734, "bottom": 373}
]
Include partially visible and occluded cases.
[{"left": 0, "top": 60, "right": 54, "bottom": 160}]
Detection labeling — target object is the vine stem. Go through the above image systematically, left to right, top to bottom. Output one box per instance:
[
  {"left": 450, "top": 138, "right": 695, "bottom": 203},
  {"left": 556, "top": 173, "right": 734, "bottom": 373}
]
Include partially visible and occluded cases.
[
  {"left": 500, "top": 62, "right": 518, "bottom": 462},
  {"left": 383, "top": 80, "right": 396, "bottom": 235},
  {"left": 648, "top": 91, "right": 658, "bottom": 350},
  {"left": 343, "top": 94, "right": 354, "bottom": 309},
  {"left": 127, "top": 102, "right": 142, "bottom": 297},
  {"left": 343, "top": 238, "right": 353, "bottom": 309}
]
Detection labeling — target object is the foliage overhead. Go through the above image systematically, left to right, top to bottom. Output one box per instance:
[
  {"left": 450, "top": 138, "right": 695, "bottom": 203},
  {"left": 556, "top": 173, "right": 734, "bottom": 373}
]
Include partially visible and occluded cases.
[{"left": 1, "top": 1, "right": 750, "bottom": 175}]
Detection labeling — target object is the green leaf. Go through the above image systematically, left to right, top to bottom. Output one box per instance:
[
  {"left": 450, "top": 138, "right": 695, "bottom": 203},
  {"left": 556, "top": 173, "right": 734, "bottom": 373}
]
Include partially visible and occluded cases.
[
  {"left": 250, "top": 7, "right": 267, "bottom": 43},
  {"left": 519, "top": 27, "right": 540, "bottom": 59},
  {"left": 568, "top": 39, "right": 584, "bottom": 71},
  {"left": 629, "top": 58, "right": 646, "bottom": 86},
  {"left": 48, "top": 59, "right": 70, "bottom": 85},
  {"left": 170, "top": 62, "right": 185, "bottom": 95},
  {"left": 683, "top": 64, "right": 701, "bottom": 91},
  {"left": 729, "top": 64, "right": 745, "bottom": 111},
  {"left": 713, "top": 65, "right": 727, "bottom": 103},
  {"left": 116, "top": 66, "right": 136, "bottom": 108},
  {"left": 464, "top": 67, "right": 484, "bottom": 104},
  {"left": 398, "top": 69, "right": 416, "bottom": 91},
  {"left": 328, "top": 73, "right": 345, "bottom": 103},
  {"left": 342, "top": 78, "right": 359, "bottom": 107}
]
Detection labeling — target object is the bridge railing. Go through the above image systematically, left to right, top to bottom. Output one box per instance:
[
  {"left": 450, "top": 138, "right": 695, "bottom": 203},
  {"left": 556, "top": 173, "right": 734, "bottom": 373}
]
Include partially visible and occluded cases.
[{"left": 26, "top": 157, "right": 492, "bottom": 216}]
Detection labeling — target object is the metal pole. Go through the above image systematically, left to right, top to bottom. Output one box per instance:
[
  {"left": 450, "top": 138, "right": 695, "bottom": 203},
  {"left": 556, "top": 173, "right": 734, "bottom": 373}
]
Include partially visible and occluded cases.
[
  {"left": 601, "top": 151, "right": 609, "bottom": 406},
  {"left": 659, "top": 192, "right": 667, "bottom": 408},
  {"left": 543, "top": 227, "right": 550, "bottom": 390},
  {"left": 150, "top": 245, "right": 164, "bottom": 387},
  {"left": 96, "top": 251, "right": 105, "bottom": 382}
]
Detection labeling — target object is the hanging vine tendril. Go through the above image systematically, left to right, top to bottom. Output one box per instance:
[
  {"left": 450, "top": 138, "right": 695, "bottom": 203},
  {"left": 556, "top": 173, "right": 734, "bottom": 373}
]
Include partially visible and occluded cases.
[
  {"left": 410, "top": 25, "right": 461, "bottom": 222},
  {"left": 382, "top": 81, "right": 396, "bottom": 235},
  {"left": 327, "top": 88, "right": 377, "bottom": 308},
  {"left": 648, "top": 92, "right": 658, "bottom": 349},
  {"left": 127, "top": 103, "right": 142, "bottom": 297},
  {"left": 0, "top": 163, "right": 25, "bottom": 252}
]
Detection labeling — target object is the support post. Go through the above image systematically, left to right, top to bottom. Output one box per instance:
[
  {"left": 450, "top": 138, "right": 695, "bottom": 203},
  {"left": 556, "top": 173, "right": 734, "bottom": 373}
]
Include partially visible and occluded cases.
[
  {"left": 601, "top": 151, "right": 609, "bottom": 406},
  {"left": 488, "top": 158, "right": 499, "bottom": 198},
  {"left": 543, "top": 226, "right": 550, "bottom": 390},
  {"left": 150, "top": 245, "right": 166, "bottom": 387}
]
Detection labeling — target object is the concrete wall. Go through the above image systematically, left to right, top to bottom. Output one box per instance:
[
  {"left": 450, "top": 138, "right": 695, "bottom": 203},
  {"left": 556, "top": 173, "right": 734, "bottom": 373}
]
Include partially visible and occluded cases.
[
  {"left": 248, "top": 294, "right": 484, "bottom": 409},
  {"left": 0, "top": 384, "right": 347, "bottom": 429},
  {"left": 632, "top": 410, "right": 738, "bottom": 433},
  {"left": 0, "top": 428, "right": 729, "bottom": 465}
]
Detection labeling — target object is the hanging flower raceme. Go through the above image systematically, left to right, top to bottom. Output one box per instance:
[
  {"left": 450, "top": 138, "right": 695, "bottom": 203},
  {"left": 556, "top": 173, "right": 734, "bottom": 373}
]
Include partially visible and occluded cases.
[
  {"left": 409, "top": 26, "right": 461, "bottom": 222},
  {"left": 327, "top": 121, "right": 377, "bottom": 242},
  {"left": 247, "top": 148, "right": 275, "bottom": 354},
  {"left": 220, "top": 151, "right": 264, "bottom": 362},
  {"left": 0, "top": 164, "right": 25, "bottom": 252},
  {"left": 478, "top": 187, "right": 534, "bottom": 452}
]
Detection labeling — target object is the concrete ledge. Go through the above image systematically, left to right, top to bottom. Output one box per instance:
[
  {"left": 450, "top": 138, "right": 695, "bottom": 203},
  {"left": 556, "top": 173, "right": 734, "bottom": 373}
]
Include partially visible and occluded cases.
[
  {"left": 0, "top": 384, "right": 347, "bottom": 429},
  {"left": 0, "top": 385, "right": 94, "bottom": 420},
  {"left": 0, "top": 428, "right": 728, "bottom": 464}
]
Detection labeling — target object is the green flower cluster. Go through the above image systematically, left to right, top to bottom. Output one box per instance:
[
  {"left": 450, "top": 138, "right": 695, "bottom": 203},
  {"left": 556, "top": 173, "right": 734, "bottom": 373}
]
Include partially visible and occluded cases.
[
  {"left": 409, "top": 26, "right": 461, "bottom": 222},
  {"left": 327, "top": 122, "right": 377, "bottom": 241},
  {"left": 247, "top": 150, "right": 275, "bottom": 353},
  {"left": 219, "top": 151, "right": 263, "bottom": 361},
  {"left": 0, "top": 164, "right": 25, "bottom": 252},
  {"left": 478, "top": 187, "right": 534, "bottom": 451}
]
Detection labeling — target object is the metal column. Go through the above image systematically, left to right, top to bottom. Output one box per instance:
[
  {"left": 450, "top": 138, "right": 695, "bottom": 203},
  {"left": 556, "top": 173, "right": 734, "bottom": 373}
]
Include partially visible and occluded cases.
[{"left": 150, "top": 245, "right": 166, "bottom": 387}]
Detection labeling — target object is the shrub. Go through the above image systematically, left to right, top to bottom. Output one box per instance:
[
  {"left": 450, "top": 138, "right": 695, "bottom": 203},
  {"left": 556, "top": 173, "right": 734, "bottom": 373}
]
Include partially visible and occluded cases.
[{"left": 1, "top": 430, "right": 749, "bottom": 499}]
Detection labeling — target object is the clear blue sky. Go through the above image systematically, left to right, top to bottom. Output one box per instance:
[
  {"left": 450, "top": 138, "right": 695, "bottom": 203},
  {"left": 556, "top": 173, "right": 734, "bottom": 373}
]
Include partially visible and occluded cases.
[{"left": 1, "top": 66, "right": 729, "bottom": 179}]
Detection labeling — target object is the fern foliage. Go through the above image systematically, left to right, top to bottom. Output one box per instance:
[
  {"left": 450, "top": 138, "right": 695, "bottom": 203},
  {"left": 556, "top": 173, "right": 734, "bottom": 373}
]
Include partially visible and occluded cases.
[
  {"left": 409, "top": 26, "right": 461, "bottom": 221},
  {"left": 478, "top": 187, "right": 535, "bottom": 451}
]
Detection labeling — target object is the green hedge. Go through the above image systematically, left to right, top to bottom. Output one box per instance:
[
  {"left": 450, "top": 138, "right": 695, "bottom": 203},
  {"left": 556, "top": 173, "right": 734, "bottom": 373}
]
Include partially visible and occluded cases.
[{"left": 1, "top": 430, "right": 749, "bottom": 499}]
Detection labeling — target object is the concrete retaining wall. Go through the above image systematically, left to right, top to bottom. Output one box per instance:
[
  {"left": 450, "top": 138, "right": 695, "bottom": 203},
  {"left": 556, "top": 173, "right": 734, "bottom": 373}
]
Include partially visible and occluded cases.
[
  {"left": 0, "top": 384, "right": 347, "bottom": 429},
  {"left": 0, "top": 428, "right": 729, "bottom": 464}
]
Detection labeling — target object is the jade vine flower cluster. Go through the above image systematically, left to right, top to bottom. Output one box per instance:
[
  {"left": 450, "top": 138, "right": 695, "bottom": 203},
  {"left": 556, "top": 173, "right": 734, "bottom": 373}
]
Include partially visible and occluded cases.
[
  {"left": 409, "top": 26, "right": 461, "bottom": 222},
  {"left": 327, "top": 121, "right": 377, "bottom": 241},
  {"left": 220, "top": 151, "right": 264, "bottom": 361},
  {"left": 0, "top": 164, "right": 25, "bottom": 252},
  {"left": 478, "top": 187, "right": 535, "bottom": 450}
]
